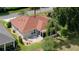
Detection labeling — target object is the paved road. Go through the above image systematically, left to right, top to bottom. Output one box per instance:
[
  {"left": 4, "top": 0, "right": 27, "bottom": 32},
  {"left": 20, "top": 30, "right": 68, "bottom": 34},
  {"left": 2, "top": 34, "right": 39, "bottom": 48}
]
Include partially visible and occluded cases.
[
  {"left": 0, "top": 7, "right": 53, "bottom": 22},
  {"left": 26, "top": 7, "right": 53, "bottom": 15},
  {"left": 0, "top": 13, "right": 20, "bottom": 20}
]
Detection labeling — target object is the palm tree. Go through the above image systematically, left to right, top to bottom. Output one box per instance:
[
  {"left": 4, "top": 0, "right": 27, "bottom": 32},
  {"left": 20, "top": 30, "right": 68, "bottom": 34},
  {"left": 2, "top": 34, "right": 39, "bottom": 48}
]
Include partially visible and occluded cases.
[{"left": 30, "top": 7, "right": 40, "bottom": 16}]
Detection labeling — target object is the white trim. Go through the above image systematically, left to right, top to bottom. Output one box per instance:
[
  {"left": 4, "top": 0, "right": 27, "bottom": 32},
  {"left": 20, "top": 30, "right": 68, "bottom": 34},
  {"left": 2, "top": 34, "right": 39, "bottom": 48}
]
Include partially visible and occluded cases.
[
  {"left": 12, "top": 25, "right": 24, "bottom": 38},
  {"left": 4, "top": 44, "right": 6, "bottom": 51}
]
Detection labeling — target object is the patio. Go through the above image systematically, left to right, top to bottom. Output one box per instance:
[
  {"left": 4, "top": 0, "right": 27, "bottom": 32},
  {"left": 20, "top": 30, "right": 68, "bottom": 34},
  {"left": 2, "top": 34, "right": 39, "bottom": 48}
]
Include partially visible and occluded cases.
[{"left": 23, "top": 36, "right": 43, "bottom": 45}]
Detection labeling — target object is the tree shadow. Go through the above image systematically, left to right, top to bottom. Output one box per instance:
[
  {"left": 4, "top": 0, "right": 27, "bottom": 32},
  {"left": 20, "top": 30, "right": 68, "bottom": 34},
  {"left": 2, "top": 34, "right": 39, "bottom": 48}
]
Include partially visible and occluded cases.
[
  {"left": 0, "top": 12, "right": 9, "bottom": 16},
  {"left": 56, "top": 34, "right": 79, "bottom": 50},
  {"left": 56, "top": 38, "right": 71, "bottom": 50},
  {"left": 68, "top": 38, "right": 79, "bottom": 46}
]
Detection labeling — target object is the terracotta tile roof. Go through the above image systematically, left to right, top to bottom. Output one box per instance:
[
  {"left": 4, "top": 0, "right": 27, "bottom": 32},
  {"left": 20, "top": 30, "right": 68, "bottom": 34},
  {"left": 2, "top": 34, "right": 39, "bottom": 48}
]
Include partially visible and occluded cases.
[{"left": 11, "top": 16, "right": 48, "bottom": 34}]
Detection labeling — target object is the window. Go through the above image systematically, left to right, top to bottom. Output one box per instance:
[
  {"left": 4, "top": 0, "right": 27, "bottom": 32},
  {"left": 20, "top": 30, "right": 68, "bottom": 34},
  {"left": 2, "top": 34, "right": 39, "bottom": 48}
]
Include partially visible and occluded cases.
[
  {"left": 13, "top": 30, "right": 15, "bottom": 33},
  {"left": 34, "top": 30, "right": 36, "bottom": 33}
]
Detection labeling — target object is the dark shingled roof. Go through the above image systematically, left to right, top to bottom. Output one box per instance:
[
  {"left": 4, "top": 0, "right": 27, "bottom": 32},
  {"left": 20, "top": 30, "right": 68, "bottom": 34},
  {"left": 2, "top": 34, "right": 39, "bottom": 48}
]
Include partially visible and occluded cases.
[
  {"left": 0, "top": 24, "right": 15, "bottom": 45},
  {"left": 0, "top": 33, "right": 15, "bottom": 45}
]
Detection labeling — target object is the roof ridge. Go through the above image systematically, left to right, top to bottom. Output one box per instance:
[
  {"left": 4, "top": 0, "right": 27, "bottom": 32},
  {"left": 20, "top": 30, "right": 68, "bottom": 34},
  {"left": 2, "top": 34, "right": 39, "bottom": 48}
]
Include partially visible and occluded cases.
[
  {"left": 22, "top": 16, "right": 30, "bottom": 32},
  {"left": 22, "top": 16, "right": 38, "bottom": 33}
]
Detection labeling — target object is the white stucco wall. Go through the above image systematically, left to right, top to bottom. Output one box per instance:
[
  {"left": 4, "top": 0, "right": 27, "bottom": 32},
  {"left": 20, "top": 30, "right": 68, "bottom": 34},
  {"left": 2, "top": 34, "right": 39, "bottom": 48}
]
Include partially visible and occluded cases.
[{"left": 12, "top": 25, "right": 24, "bottom": 39}]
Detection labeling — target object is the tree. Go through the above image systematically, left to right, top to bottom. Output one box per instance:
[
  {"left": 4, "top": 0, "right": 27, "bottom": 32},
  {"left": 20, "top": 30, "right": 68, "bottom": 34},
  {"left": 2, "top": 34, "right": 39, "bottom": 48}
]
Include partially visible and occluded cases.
[
  {"left": 0, "top": 7, "right": 7, "bottom": 13},
  {"left": 30, "top": 7, "right": 40, "bottom": 16},
  {"left": 44, "top": 7, "right": 79, "bottom": 49},
  {"left": 52, "top": 7, "right": 79, "bottom": 36},
  {"left": 19, "top": 10, "right": 25, "bottom": 15},
  {"left": 47, "top": 12, "right": 52, "bottom": 17},
  {"left": 46, "top": 18, "right": 60, "bottom": 36},
  {"left": 61, "top": 28, "right": 68, "bottom": 36},
  {"left": 42, "top": 36, "right": 58, "bottom": 51},
  {"left": 15, "top": 38, "right": 21, "bottom": 51}
]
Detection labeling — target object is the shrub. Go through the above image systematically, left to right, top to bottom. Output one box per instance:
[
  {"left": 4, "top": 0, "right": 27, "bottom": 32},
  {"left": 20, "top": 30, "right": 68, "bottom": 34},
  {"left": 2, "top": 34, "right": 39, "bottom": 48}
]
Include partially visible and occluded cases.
[
  {"left": 19, "top": 10, "right": 25, "bottom": 15},
  {"left": 47, "top": 12, "right": 52, "bottom": 17},
  {"left": 7, "top": 22, "right": 11, "bottom": 28},
  {"left": 61, "top": 28, "right": 68, "bottom": 36},
  {"left": 13, "top": 30, "right": 15, "bottom": 33},
  {"left": 19, "top": 36, "right": 24, "bottom": 45},
  {"left": 42, "top": 36, "right": 58, "bottom": 51},
  {"left": 15, "top": 39, "right": 21, "bottom": 51}
]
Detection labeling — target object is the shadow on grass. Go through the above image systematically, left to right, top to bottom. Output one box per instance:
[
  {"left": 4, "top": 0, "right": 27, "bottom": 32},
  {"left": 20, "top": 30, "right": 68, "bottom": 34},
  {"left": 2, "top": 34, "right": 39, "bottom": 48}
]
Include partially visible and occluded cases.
[
  {"left": 56, "top": 34, "right": 79, "bottom": 50},
  {"left": 56, "top": 38, "right": 71, "bottom": 50},
  {"left": 69, "top": 38, "right": 79, "bottom": 46}
]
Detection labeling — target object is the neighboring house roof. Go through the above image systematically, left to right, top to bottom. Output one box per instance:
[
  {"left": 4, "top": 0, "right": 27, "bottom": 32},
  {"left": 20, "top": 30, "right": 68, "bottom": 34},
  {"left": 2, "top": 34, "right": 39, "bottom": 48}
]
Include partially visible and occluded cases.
[
  {"left": 11, "top": 16, "right": 48, "bottom": 34},
  {"left": 0, "top": 24, "right": 15, "bottom": 45},
  {"left": 0, "top": 33, "right": 15, "bottom": 45}
]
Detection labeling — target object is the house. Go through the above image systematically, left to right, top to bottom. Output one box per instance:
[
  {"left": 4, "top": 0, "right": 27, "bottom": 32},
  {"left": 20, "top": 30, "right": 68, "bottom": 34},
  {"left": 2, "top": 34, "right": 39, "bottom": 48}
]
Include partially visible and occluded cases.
[
  {"left": 11, "top": 16, "right": 48, "bottom": 41},
  {"left": 0, "top": 24, "right": 15, "bottom": 51}
]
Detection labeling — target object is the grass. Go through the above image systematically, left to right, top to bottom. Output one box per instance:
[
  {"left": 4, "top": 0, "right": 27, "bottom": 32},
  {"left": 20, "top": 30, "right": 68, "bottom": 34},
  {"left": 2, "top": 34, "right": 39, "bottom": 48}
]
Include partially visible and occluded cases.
[
  {"left": 0, "top": 8, "right": 30, "bottom": 16},
  {"left": 9, "top": 8, "right": 30, "bottom": 15},
  {"left": 14, "top": 32, "right": 42, "bottom": 51},
  {"left": 14, "top": 34, "right": 42, "bottom": 51},
  {"left": 56, "top": 34, "right": 79, "bottom": 51},
  {"left": 20, "top": 42, "right": 42, "bottom": 51}
]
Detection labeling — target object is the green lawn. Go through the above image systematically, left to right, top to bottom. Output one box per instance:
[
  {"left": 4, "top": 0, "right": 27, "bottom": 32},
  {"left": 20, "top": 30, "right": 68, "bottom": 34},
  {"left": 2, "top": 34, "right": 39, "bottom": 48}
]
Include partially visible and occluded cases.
[
  {"left": 0, "top": 8, "right": 30, "bottom": 16},
  {"left": 9, "top": 8, "right": 30, "bottom": 14},
  {"left": 20, "top": 42, "right": 42, "bottom": 51}
]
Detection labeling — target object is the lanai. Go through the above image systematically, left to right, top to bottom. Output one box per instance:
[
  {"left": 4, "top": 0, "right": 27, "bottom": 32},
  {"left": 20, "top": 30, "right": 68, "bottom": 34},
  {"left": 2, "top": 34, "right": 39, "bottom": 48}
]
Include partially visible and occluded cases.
[{"left": 0, "top": 24, "right": 15, "bottom": 51}]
